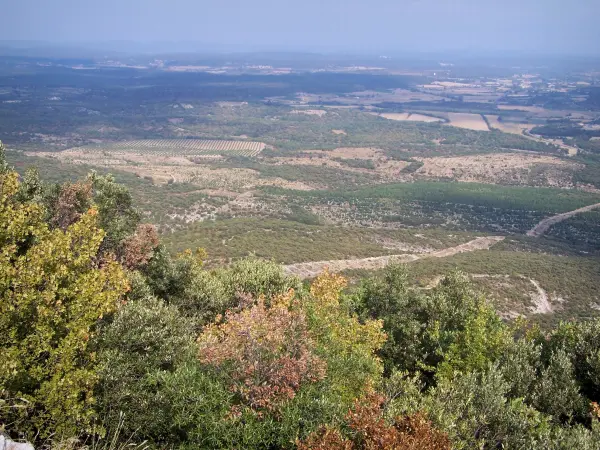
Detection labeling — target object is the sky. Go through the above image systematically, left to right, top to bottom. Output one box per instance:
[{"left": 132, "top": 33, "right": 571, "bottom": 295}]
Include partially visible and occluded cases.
[{"left": 2, "top": 0, "right": 599, "bottom": 55}]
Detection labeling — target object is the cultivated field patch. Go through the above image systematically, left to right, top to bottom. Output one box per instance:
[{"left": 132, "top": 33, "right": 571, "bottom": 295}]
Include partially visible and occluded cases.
[
  {"left": 376, "top": 112, "right": 443, "bottom": 123},
  {"left": 446, "top": 113, "right": 490, "bottom": 131},
  {"left": 485, "top": 115, "right": 535, "bottom": 135},
  {"left": 73, "top": 139, "right": 267, "bottom": 157}
]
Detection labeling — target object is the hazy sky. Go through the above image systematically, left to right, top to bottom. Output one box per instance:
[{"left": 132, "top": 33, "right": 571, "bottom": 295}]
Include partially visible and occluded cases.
[{"left": 2, "top": 0, "right": 599, "bottom": 54}]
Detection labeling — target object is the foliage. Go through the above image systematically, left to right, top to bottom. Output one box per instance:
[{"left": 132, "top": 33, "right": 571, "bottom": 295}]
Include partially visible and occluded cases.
[
  {"left": 0, "top": 141, "right": 8, "bottom": 173},
  {"left": 5, "top": 145, "right": 600, "bottom": 448},
  {"left": 332, "top": 157, "right": 376, "bottom": 170},
  {"left": 400, "top": 160, "right": 424, "bottom": 173},
  {"left": 0, "top": 170, "right": 129, "bottom": 441},
  {"left": 88, "top": 173, "right": 141, "bottom": 253},
  {"left": 47, "top": 180, "right": 93, "bottom": 230},
  {"left": 271, "top": 180, "right": 600, "bottom": 214},
  {"left": 118, "top": 224, "right": 159, "bottom": 269},
  {"left": 349, "top": 249, "right": 600, "bottom": 327},
  {"left": 171, "top": 257, "right": 300, "bottom": 327},
  {"left": 354, "top": 265, "right": 431, "bottom": 375},
  {"left": 355, "top": 266, "right": 510, "bottom": 380},
  {"left": 306, "top": 271, "right": 386, "bottom": 404},
  {"left": 197, "top": 290, "right": 326, "bottom": 415},
  {"left": 433, "top": 295, "right": 510, "bottom": 380},
  {"left": 95, "top": 296, "right": 195, "bottom": 442},
  {"left": 544, "top": 320, "right": 600, "bottom": 405},
  {"left": 530, "top": 349, "right": 586, "bottom": 422},
  {"left": 416, "top": 365, "right": 555, "bottom": 449},
  {"left": 297, "top": 393, "right": 450, "bottom": 450}
]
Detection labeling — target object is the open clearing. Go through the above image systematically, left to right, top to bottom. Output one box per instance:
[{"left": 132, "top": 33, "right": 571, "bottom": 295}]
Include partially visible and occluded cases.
[
  {"left": 446, "top": 113, "right": 489, "bottom": 131},
  {"left": 485, "top": 116, "right": 579, "bottom": 156},
  {"left": 31, "top": 142, "right": 583, "bottom": 193},
  {"left": 29, "top": 150, "right": 313, "bottom": 190},
  {"left": 269, "top": 150, "right": 579, "bottom": 187},
  {"left": 415, "top": 153, "right": 580, "bottom": 187},
  {"left": 285, "top": 200, "right": 600, "bottom": 279},
  {"left": 284, "top": 236, "right": 505, "bottom": 279}
]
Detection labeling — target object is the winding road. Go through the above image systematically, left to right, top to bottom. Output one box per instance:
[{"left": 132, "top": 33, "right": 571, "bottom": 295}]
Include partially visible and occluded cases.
[
  {"left": 283, "top": 201, "right": 600, "bottom": 279},
  {"left": 526, "top": 202, "right": 600, "bottom": 237},
  {"left": 284, "top": 236, "right": 505, "bottom": 279}
]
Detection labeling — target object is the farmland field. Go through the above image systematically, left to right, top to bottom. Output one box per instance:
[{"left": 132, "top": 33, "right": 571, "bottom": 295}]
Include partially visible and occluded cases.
[
  {"left": 376, "top": 112, "right": 443, "bottom": 123},
  {"left": 446, "top": 113, "right": 490, "bottom": 131},
  {"left": 485, "top": 115, "right": 534, "bottom": 135},
  {"left": 72, "top": 139, "right": 266, "bottom": 156}
]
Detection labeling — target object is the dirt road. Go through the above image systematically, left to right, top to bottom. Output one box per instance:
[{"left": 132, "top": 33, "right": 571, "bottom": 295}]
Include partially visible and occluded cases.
[
  {"left": 283, "top": 202, "right": 600, "bottom": 279},
  {"left": 527, "top": 202, "right": 600, "bottom": 237},
  {"left": 284, "top": 236, "right": 505, "bottom": 279}
]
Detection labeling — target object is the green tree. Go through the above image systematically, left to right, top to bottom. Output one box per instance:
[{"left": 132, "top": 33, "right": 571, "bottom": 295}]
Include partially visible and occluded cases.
[
  {"left": 0, "top": 170, "right": 129, "bottom": 441},
  {"left": 88, "top": 172, "right": 141, "bottom": 252},
  {"left": 354, "top": 265, "right": 430, "bottom": 375},
  {"left": 355, "top": 268, "right": 510, "bottom": 380},
  {"left": 95, "top": 296, "right": 196, "bottom": 443},
  {"left": 531, "top": 349, "right": 586, "bottom": 422}
]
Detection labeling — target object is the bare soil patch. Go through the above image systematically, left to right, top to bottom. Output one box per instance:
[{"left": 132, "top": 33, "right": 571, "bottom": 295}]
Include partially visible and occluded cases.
[{"left": 529, "top": 279, "right": 553, "bottom": 314}]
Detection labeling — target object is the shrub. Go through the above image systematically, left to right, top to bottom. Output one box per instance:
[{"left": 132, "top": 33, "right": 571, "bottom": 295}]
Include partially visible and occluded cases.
[
  {"left": 198, "top": 290, "right": 326, "bottom": 415},
  {"left": 298, "top": 393, "right": 450, "bottom": 450}
]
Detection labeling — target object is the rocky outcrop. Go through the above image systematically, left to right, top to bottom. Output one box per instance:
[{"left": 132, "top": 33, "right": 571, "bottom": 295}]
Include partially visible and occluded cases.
[{"left": 0, "top": 435, "right": 34, "bottom": 450}]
